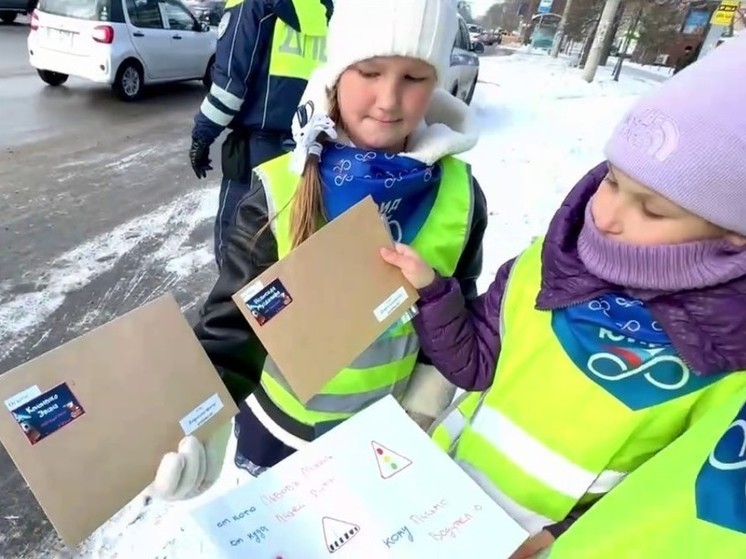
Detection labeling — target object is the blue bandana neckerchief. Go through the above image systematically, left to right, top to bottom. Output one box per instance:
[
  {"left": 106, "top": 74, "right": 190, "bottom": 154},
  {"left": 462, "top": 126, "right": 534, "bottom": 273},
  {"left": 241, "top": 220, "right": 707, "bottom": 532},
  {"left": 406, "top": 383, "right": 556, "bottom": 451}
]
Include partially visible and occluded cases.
[{"left": 318, "top": 143, "right": 442, "bottom": 244}]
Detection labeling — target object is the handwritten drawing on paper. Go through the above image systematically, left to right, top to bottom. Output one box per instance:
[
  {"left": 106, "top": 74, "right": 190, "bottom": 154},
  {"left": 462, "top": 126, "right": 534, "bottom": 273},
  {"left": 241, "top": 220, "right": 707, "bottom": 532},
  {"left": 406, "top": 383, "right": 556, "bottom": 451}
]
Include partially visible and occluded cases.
[
  {"left": 190, "top": 396, "right": 528, "bottom": 558},
  {"left": 372, "top": 441, "right": 412, "bottom": 479},
  {"left": 322, "top": 516, "right": 361, "bottom": 553}
]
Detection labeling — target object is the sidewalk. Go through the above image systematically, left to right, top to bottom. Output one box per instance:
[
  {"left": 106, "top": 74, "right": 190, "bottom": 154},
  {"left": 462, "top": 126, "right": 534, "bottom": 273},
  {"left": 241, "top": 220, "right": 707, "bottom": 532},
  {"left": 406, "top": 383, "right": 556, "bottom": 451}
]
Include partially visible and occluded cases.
[
  {"left": 497, "top": 45, "right": 671, "bottom": 84},
  {"left": 608, "top": 56, "right": 672, "bottom": 83}
]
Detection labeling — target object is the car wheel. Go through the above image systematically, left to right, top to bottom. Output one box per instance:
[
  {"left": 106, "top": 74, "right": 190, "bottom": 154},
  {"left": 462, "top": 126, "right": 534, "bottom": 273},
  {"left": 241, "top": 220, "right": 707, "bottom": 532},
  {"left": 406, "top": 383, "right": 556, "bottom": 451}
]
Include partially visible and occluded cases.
[
  {"left": 0, "top": 11, "right": 17, "bottom": 23},
  {"left": 202, "top": 55, "right": 215, "bottom": 89},
  {"left": 112, "top": 60, "right": 144, "bottom": 101},
  {"left": 37, "top": 69, "right": 69, "bottom": 86},
  {"left": 464, "top": 73, "right": 478, "bottom": 105}
]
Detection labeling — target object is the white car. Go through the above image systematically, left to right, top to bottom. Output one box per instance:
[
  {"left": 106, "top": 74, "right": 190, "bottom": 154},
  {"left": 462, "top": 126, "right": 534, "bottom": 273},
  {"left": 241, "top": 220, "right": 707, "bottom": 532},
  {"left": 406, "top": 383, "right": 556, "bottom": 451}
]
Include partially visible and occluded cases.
[
  {"left": 28, "top": 0, "right": 216, "bottom": 101},
  {"left": 446, "top": 15, "right": 481, "bottom": 105}
]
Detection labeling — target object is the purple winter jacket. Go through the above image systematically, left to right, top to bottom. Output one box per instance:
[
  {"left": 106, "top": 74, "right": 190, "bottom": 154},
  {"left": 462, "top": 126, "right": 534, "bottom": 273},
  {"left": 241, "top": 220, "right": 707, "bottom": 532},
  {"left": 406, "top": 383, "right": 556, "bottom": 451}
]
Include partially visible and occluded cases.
[{"left": 413, "top": 161, "right": 746, "bottom": 392}]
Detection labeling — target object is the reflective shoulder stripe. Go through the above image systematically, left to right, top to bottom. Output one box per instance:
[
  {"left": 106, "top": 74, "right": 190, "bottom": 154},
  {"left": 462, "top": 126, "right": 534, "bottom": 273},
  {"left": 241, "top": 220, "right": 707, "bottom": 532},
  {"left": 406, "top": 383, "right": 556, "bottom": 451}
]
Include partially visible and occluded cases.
[
  {"left": 224, "top": 0, "right": 244, "bottom": 9},
  {"left": 290, "top": 0, "right": 328, "bottom": 36},
  {"left": 470, "top": 405, "right": 626, "bottom": 500}
]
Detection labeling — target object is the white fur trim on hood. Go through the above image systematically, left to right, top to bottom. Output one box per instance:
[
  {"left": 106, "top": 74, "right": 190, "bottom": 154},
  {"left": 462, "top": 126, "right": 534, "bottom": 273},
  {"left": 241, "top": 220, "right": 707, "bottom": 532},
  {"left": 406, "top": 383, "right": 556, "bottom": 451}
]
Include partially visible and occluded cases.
[{"left": 402, "top": 87, "right": 480, "bottom": 166}]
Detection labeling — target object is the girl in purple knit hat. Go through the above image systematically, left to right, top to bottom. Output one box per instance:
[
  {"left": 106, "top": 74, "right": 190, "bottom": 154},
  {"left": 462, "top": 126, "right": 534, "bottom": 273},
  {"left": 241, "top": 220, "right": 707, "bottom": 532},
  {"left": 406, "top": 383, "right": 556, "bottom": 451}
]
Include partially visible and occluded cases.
[{"left": 382, "top": 33, "right": 746, "bottom": 559}]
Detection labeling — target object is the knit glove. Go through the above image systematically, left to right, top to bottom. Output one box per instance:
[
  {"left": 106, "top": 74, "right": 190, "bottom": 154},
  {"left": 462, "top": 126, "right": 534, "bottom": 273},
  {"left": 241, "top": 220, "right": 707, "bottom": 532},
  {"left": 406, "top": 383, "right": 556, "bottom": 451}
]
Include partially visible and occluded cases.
[
  {"left": 400, "top": 363, "right": 457, "bottom": 430},
  {"left": 149, "top": 421, "right": 231, "bottom": 501}
]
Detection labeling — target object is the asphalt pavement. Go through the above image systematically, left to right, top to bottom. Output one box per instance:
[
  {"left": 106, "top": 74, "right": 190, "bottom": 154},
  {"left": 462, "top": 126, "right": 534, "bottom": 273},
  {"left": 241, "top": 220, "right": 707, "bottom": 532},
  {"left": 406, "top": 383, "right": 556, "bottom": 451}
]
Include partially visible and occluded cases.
[{"left": 0, "top": 16, "right": 222, "bottom": 558}]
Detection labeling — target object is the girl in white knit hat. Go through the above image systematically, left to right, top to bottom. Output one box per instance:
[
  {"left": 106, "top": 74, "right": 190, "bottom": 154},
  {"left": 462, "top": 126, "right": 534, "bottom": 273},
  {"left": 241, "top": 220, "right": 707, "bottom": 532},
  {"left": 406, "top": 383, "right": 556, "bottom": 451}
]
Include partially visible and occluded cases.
[{"left": 150, "top": 0, "right": 485, "bottom": 503}]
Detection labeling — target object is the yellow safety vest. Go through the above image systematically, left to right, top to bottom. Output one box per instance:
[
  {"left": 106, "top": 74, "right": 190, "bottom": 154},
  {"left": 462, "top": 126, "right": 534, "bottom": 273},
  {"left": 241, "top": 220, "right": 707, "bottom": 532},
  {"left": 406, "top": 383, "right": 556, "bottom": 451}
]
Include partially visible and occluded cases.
[
  {"left": 268, "top": 1, "right": 329, "bottom": 80},
  {"left": 254, "top": 152, "right": 473, "bottom": 430},
  {"left": 431, "top": 237, "right": 746, "bottom": 534},
  {"left": 548, "top": 386, "right": 746, "bottom": 558}
]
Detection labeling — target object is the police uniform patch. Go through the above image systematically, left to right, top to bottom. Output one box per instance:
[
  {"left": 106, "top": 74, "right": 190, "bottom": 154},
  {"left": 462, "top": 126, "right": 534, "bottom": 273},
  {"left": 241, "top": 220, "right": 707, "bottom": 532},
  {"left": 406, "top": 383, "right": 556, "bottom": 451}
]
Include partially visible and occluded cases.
[{"left": 217, "top": 11, "right": 230, "bottom": 39}]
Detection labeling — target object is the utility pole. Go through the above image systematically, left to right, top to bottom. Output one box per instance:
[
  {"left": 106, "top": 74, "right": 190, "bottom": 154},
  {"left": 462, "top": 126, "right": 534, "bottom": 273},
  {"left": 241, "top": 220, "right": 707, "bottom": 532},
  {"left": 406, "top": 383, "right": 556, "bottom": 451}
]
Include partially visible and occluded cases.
[
  {"left": 550, "top": 0, "right": 575, "bottom": 58},
  {"left": 582, "top": 0, "right": 623, "bottom": 82},
  {"left": 599, "top": 0, "right": 625, "bottom": 66}
]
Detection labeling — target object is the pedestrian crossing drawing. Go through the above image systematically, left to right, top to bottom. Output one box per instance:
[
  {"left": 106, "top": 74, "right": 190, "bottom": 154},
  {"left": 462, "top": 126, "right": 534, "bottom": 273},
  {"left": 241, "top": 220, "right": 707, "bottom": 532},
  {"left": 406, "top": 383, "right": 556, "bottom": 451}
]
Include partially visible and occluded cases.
[
  {"left": 371, "top": 441, "right": 412, "bottom": 479},
  {"left": 322, "top": 516, "right": 360, "bottom": 553}
]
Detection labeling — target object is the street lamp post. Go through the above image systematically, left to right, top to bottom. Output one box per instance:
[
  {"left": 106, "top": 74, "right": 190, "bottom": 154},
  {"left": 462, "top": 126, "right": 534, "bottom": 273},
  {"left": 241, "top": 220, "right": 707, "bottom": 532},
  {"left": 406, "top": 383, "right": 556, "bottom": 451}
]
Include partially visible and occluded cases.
[{"left": 612, "top": 5, "right": 644, "bottom": 81}]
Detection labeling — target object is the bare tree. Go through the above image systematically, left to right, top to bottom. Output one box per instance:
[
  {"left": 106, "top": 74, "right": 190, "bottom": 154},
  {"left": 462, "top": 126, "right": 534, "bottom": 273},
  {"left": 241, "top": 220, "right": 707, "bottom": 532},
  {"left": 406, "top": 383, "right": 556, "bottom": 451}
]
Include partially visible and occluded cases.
[
  {"left": 479, "top": 0, "right": 523, "bottom": 31},
  {"left": 563, "top": 0, "right": 604, "bottom": 41},
  {"left": 634, "top": 0, "right": 688, "bottom": 62}
]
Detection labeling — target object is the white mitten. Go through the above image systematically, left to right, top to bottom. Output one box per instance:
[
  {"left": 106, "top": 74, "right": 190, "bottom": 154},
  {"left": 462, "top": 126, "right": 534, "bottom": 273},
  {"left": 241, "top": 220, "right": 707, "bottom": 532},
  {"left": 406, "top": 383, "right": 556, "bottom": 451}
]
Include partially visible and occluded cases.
[
  {"left": 400, "top": 363, "right": 457, "bottom": 430},
  {"left": 150, "top": 421, "right": 231, "bottom": 501}
]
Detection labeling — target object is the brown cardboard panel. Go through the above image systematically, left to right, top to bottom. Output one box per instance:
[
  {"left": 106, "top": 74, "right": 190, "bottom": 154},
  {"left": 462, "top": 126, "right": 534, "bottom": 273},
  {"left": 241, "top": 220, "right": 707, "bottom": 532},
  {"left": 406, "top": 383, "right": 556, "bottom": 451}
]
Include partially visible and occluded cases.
[
  {"left": 233, "top": 196, "right": 419, "bottom": 403},
  {"left": 0, "top": 294, "right": 238, "bottom": 546}
]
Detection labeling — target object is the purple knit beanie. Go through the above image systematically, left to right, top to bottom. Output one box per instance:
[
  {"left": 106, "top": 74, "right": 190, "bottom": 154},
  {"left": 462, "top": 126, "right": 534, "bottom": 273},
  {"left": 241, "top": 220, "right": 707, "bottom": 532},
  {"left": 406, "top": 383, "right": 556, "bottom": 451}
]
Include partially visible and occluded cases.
[{"left": 604, "top": 35, "right": 746, "bottom": 236}]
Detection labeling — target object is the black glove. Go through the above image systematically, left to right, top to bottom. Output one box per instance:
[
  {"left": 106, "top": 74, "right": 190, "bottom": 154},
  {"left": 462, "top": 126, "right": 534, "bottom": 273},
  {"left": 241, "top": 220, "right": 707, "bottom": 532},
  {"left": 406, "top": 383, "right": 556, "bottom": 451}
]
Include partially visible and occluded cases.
[{"left": 189, "top": 138, "right": 213, "bottom": 179}]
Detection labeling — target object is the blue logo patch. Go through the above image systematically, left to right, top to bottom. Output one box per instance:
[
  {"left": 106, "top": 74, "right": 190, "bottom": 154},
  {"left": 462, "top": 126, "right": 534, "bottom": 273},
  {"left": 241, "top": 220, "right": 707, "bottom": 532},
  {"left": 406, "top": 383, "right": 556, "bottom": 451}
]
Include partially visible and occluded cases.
[
  {"left": 245, "top": 279, "right": 293, "bottom": 326},
  {"left": 551, "top": 293, "right": 724, "bottom": 410},
  {"left": 11, "top": 383, "right": 85, "bottom": 445},
  {"left": 695, "top": 402, "right": 746, "bottom": 533}
]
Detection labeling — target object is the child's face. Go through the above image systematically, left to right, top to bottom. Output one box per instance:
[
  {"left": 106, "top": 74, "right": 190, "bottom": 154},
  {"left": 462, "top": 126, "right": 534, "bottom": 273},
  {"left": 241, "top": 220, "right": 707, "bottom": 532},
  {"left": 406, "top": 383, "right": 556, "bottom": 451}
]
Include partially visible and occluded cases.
[
  {"left": 336, "top": 56, "right": 437, "bottom": 152},
  {"left": 591, "top": 164, "right": 746, "bottom": 246}
]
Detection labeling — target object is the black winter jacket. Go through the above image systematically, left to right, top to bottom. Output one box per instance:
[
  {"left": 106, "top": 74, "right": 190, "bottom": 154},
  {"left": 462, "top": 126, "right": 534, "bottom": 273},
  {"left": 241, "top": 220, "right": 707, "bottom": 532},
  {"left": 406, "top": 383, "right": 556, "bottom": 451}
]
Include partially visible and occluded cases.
[{"left": 194, "top": 169, "right": 489, "bottom": 403}]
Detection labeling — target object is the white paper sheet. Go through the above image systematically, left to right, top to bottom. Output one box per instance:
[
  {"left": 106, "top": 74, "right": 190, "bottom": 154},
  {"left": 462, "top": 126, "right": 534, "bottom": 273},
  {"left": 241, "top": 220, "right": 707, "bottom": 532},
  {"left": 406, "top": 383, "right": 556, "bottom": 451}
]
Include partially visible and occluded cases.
[{"left": 190, "top": 396, "right": 528, "bottom": 558}]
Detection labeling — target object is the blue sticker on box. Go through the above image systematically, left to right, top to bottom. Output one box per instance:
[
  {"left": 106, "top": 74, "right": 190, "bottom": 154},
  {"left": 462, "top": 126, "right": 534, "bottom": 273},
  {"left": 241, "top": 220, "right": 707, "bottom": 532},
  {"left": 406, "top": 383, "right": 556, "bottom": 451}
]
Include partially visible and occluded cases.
[
  {"left": 246, "top": 278, "right": 293, "bottom": 326},
  {"left": 11, "top": 383, "right": 85, "bottom": 445}
]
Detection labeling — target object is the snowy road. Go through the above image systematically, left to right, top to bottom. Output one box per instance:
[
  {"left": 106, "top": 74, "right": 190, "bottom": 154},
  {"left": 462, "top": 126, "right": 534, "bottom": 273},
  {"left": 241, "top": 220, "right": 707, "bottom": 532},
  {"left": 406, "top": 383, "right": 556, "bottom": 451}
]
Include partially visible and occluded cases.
[
  {"left": 0, "top": 19, "right": 219, "bottom": 558},
  {"left": 0, "top": 30, "right": 663, "bottom": 559}
]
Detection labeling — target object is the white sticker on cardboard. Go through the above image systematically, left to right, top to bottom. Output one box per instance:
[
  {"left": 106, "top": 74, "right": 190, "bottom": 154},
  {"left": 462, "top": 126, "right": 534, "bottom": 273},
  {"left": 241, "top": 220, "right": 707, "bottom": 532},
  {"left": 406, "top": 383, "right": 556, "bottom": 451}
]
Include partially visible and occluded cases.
[
  {"left": 240, "top": 280, "right": 265, "bottom": 302},
  {"left": 374, "top": 286, "right": 409, "bottom": 322},
  {"left": 4, "top": 385, "right": 42, "bottom": 412},
  {"left": 180, "top": 394, "right": 224, "bottom": 436}
]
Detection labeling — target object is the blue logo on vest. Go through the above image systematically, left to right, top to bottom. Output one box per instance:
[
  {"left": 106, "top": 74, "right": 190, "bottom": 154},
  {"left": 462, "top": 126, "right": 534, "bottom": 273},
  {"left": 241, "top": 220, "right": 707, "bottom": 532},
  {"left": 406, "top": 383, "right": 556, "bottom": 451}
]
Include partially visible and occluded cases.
[
  {"left": 551, "top": 293, "right": 724, "bottom": 410},
  {"left": 695, "top": 403, "right": 746, "bottom": 533}
]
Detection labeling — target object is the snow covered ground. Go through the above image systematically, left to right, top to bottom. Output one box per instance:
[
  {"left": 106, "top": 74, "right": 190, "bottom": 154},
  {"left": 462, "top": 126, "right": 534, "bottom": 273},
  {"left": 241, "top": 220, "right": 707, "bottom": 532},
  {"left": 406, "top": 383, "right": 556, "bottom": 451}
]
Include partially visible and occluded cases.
[{"left": 62, "top": 50, "right": 661, "bottom": 558}]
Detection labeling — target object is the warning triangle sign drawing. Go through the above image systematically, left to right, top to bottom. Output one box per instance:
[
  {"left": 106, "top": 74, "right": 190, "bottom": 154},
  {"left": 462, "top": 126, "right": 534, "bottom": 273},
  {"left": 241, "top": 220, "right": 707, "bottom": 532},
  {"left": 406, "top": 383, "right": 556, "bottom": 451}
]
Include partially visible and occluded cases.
[
  {"left": 371, "top": 441, "right": 412, "bottom": 479},
  {"left": 322, "top": 516, "right": 360, "bottom": 553}
]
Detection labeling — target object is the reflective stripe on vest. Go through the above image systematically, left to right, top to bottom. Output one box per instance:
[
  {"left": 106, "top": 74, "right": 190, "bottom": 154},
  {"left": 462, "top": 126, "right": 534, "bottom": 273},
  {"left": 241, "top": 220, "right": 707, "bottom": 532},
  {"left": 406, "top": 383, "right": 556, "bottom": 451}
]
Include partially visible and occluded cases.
[
  {"left": 269, "top": 20, "right": 327, "bottom": 80},
  {"left": 254, "top": 153, "right": 473, "bottom": 427},
  {"left": 430, "top": 237, "right": 746, "bottom": 534},
  {"left": 263, "top": 331, "right": 420, "bottom": 413},
  {"left": 548, "top": 386, "right": 746, "bottom": 558}
]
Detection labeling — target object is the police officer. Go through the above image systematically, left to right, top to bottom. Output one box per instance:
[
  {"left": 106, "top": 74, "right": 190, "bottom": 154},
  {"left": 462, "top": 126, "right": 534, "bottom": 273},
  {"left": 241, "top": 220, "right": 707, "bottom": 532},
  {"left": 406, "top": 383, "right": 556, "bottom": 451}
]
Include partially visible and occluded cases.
[{"left": 189, "top": 0, "right": 333, "bottom": 267}]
